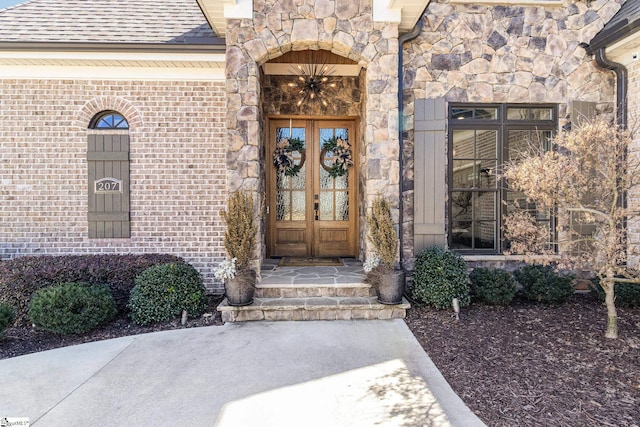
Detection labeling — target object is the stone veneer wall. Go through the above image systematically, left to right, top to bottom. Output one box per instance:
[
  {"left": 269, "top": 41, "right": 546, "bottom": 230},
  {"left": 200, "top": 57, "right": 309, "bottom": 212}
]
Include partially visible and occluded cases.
[
  {"left": 226, "top": 0, "right": 402, "bottom": 263},
  {"left": 401, "top": 0, "right": 624, "bottom": 265},
  {"left": 262, "top": 74, "right": 363, "bottom": 116},
  {"left": 0, "top": 79, "right": 227, "bottom": 291}
]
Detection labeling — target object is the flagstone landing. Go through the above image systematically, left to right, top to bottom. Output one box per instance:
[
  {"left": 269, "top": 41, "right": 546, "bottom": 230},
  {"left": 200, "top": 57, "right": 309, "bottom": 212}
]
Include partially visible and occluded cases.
[{"left": 217, "top": 259, "right": 410, "bottom": 322}]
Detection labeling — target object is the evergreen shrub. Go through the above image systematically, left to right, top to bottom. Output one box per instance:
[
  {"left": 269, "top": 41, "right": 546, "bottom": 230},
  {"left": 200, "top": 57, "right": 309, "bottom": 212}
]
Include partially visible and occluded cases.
[
  {"left": 410, "top": 247, "right": 470, "bottom": 309},
  {"left": 0, "top": 254, "right": 184, "bottom": 324},
  {"left": 128, "top": 263, "right": 206, "bottom": 326},
  {"left": 514, "top": 264, "right": 574, "bottom": 304},
  {"left": 469, "top": 267, "right": 517, "bottom": 306},
  {"left": 591, "top": 278, "right": 640, "bottom": 308},
  {"left": 29, "top": 282, "right": 117, "bottom": 335},
  {"left": 0, "top": 302, "right": 15, "bottom": 337}
]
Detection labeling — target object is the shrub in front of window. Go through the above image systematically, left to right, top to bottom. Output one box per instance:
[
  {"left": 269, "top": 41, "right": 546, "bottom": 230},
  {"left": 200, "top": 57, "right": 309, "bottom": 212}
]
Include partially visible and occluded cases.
[
  {"left": 410, "top": 247, "right": 470, "bottom": 309},
  {"left": 0, "top": 254, "right": 185, "bottom": 325},
  {"left": 128, "top": 263, "right": 206, "bottom": 326},
  {"left": 514, "top": 265, "right": 574, "bottom": 304},
  {"left": 469, "top": 267, "right": 517, "bottom": 306},
  {"left": 590, "top": 278, "right": 640, "bottom": 308},
  {"left": 29, "top": 282, "right": 117, "bottom": 335},
  {"left": 0, "top": 302, "right": 15, "bottom": 338}
]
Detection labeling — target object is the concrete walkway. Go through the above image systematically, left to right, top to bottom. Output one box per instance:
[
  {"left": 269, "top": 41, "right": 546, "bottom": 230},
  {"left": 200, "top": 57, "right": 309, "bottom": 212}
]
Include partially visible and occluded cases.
[{"left": 0, "top": 320, "right": 486, "bottom": 427}]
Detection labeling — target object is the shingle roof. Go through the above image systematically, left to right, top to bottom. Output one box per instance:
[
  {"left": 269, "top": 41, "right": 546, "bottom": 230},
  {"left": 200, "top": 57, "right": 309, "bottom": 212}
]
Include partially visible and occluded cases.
[
  {"left": 0, "top": 0, "right": 220, "bottom": 44},
  {"left": 588, "top": 0, "right": 640, "bottom": 52}
]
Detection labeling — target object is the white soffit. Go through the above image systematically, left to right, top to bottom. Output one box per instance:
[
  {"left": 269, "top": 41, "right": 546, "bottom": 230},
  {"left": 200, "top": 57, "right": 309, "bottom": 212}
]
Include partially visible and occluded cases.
[
  {"left": 198, "top": 0, "right": 252, "bottom": 37},
  {"left": 200, "top": 0, "right": 429, "bottom": 36},
  {"left": 606, "top": 31, "right": 640, "bottom": 67},
  {"left": 0, "top": 50, "right": 226, "bottom": 80}
]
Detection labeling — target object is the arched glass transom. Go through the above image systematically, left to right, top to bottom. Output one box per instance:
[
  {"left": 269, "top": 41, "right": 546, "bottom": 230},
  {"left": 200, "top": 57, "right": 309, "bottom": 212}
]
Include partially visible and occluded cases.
[{"left": 89, "top": 111, "right": 129, "bottom": 129}]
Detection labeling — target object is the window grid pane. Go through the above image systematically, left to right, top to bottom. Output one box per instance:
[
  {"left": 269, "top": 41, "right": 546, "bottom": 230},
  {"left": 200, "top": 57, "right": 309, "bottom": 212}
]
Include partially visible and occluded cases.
[{"left": 449, "top": 104, "right": 556, "bottom": 253}]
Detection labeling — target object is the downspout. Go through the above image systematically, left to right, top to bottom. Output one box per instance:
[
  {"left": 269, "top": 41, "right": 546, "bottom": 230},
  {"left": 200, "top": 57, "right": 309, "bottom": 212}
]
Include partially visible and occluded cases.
[
  {"left": 398, "top": 1, "right": 432, "bottom": 268},
  {"left": 591, "top": 47, "right": 629, "bottom": 225},
  {"left": 593, "top": 47, "right": 627, "bottom": 129}
]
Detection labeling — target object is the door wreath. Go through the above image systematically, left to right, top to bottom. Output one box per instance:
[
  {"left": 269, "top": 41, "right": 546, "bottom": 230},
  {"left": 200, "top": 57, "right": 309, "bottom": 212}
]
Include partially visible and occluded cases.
[
  {"left": 320, "top": 136, "right": 353, "bottom": 178},
  {"left": 273, "top": 137, "right": 306, "bottom": 177}
]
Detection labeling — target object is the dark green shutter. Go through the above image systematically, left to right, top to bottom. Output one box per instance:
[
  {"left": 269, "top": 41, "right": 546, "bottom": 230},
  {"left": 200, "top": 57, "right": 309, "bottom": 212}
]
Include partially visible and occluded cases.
[{"left": 87, "top": 134, "right": 130, "bottom": 238}]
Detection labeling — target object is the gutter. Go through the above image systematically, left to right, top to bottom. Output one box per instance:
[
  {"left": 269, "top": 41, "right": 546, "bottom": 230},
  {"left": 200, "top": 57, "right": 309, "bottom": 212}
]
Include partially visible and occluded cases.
[
  {"left": 398, "top": 1, "right": 432, "bottom": 268},
  {"left": 581, "top": 42, "right": 627, "bottom": 130}
]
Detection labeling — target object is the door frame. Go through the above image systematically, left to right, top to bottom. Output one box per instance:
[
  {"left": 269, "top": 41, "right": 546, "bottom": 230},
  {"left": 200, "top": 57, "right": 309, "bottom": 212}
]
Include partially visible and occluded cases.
[{"left": 266, "top": 115, "right": 360, "bottom": 258}]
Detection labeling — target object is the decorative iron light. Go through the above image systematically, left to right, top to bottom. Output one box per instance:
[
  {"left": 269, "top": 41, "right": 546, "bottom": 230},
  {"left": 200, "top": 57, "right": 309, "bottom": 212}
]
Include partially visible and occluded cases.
[{"left": 287, "top": 61, "right": 337, "bottom": 107}]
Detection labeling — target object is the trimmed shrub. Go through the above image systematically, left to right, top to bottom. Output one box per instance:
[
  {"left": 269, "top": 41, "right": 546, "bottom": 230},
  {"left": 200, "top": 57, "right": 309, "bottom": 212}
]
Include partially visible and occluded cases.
[
  {"left": 410, "top": 247, "right": 470, "bottom": 309},
  {"left": 0, "top": 254, "right": 184, "bottom": 325},
  {"left": 128, "top": 263, "right": 206, "bottom": 326},
  {"left": 514, "top": 265, "right": 574, "bottom": 304},
  {"left": 469, "top": 267, "right": 517, "bottom": 306},
  {"left": 591, "top": 278, "right": 640, "bottom": 308},
  {"left": 29, "top": 282, "right": 117, "bottom": 335},
  {"left": 0, "top": 302, "right": 15, "bottom": 338}
]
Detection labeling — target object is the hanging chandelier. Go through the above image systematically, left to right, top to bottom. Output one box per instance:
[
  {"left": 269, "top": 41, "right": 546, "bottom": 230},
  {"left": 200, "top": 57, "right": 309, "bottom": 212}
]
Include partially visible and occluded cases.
[{"left": 287, "top": 61, "right": 337, "bottom": 107}]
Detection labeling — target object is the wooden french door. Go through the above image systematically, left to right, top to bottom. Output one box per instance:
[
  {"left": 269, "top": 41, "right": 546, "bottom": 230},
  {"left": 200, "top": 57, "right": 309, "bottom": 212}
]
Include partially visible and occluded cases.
[{"left": 267, "top": 117, "right": 358, "bottom": 257}]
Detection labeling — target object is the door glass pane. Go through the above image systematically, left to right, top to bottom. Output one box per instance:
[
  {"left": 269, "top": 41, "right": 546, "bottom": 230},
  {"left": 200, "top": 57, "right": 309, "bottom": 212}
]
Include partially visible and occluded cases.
[
  {"left": 275, "top": 126, "right": 306, "bottom": 222},
  {"left": 318, "top": 126, "right": 351, "bottom": 221},
  {"left": 276, "top": 190, "right": 290, "bottom": 221},
  {"left": 292, "top": 191, "right": 305, "bottom": 220},
  {"left": 336, "top": 191, "right": 349, "bottom": 221},
  {"left": 320, "top": 192, "right": 334, "bottom": 220}
]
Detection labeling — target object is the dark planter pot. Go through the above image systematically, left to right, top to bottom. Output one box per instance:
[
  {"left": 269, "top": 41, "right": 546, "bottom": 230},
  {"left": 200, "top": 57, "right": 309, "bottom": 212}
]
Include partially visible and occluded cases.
[
  {"left": 225, "top": 269, "right": 256, "bottom": 306},
  {"left": 377, "top": 269, "right": 405, "bottom": 305}
]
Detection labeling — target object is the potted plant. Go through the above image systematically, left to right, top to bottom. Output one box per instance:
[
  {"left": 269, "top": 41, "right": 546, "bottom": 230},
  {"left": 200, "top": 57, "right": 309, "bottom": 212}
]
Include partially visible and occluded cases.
[
  {"left": 214, "top": 191, "right": 258, "bottom": 306},
  {"left": 365, "top": 196, "right": 405, "bottom": 304}
]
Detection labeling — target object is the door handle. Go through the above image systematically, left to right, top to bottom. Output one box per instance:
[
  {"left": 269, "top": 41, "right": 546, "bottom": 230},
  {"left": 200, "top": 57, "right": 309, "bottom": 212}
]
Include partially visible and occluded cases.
[{"left": 314, "top": 202, "right": 319, "bottom": 220}]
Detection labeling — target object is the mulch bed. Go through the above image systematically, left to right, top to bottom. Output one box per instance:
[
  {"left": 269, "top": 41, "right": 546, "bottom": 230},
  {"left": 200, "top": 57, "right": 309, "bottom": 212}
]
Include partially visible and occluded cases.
[
  {"left": 405, "top": 293, "right": 640, "bottom": 427},
  {"left": 0, "top": 295, "right": 225, "bottom": 360}
]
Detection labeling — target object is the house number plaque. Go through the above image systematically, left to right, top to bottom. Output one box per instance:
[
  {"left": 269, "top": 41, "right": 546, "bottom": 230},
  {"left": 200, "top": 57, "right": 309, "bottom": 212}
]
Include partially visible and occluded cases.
[{"left": 94, "top": 177, "right": 122, "bottom": 194}]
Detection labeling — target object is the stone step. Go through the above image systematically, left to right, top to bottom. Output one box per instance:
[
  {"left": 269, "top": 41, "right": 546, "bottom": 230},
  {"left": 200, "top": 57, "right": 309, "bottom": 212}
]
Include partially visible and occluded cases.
[
  {"left": 255, "top": 282, "right": 375, "bottom": 298},
  {"left": 217, "top": 296, "right": 410, "bottom": 322}
]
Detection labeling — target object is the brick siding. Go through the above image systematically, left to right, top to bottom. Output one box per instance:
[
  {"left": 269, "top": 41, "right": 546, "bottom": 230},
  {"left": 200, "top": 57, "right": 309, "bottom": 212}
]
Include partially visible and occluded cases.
[{"left": 0, "top": 79, "right": 227, "bottom": 291}]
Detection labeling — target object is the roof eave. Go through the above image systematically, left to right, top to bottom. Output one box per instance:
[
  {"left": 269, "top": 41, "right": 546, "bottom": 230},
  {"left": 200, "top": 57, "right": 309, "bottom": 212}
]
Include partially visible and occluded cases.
[
  {"left": 587, "top": 18, "right": 640, "bottom": 54},
  {"left": 0, "top": 41, "right": 226, "bottom": 54}
]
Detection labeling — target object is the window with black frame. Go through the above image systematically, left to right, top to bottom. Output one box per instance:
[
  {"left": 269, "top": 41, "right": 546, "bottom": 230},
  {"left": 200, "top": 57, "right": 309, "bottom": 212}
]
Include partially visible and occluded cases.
[{"left": 448, "top": 104, "right": 556, "bottom": 253}]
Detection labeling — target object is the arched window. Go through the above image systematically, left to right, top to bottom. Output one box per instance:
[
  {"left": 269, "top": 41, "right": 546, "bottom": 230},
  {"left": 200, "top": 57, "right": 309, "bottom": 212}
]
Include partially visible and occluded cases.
[
  {"left": 87, "top": 110, "right": 131, "bottom": 238},
  {"left": 89, "top": 111, "right": 129, "bottom": 129}
]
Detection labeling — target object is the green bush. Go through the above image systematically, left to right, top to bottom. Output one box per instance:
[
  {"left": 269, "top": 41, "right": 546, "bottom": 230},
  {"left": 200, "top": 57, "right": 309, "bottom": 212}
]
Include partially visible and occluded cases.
[
  {"left": 410, "top": 247, "right": 470, "bottom": 309},
  {"left": 0, "top": 254, "right": 185, "bottom": 325},
  {"left": 128, "top": 263, "right": 206, "bottom": 326},
  {"left": 513, "top": 265, "right": 574, "bottom": 304},
  {"left": 469, "top": 267, "right": 517, "bottom": 306},
  {"left": 590, "top": 278, "right": 640, "bottom": 308},
  {"left": 29, "top": 282, "right": 117, "bottom": 335},
  {"left": 0, "top": 303, "right": 15, "bottom": 337}
]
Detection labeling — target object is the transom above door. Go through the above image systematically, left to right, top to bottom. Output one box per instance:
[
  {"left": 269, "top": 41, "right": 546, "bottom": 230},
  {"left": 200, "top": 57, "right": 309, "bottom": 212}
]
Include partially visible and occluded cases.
[{"left": 267, "top": 117, "right": 358, "bottom": 257}]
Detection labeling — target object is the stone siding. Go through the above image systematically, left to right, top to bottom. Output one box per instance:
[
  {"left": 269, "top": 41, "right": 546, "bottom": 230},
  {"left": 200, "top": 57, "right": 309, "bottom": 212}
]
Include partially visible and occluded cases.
[
  {"left": 226, "top": 0, "right": 403, "bottom": 262},
  {"left": 402, "top": 0, "right": 623, "bottom": 263},
  {"left": 0, "top": 79, "right": 227, "bottom": 291}
]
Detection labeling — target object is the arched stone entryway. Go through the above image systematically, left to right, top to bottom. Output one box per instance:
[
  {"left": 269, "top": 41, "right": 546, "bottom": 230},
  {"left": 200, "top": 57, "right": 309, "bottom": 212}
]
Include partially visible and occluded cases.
[{"left": 225, "top": 1, "right": 401, "bottom": 266}]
